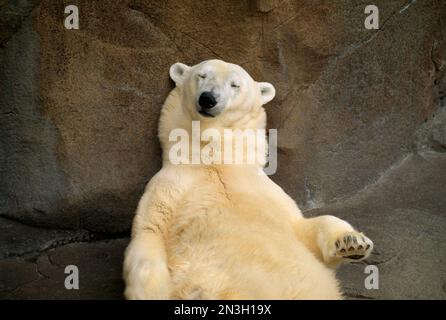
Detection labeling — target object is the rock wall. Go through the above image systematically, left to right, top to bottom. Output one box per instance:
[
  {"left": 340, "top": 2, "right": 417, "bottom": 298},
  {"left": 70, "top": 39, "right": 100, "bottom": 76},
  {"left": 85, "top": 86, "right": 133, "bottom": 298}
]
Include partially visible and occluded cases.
[{"left": 1, "top": 0, "right": 445, "bottom": 299}]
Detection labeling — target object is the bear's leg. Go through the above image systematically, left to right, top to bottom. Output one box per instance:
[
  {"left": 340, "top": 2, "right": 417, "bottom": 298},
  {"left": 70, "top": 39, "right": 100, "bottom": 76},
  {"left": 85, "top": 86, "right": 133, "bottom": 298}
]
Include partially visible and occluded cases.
[
  {"left": 124, "top": 166, "right": 194, "bottom": 299},
  {"left": 123, "top": 180, "right": 175, "bottom": 299},
  {"left": 293, "top": 215, "right": 373, "bottom": 268},
  {"left": 123, "top": 231, "right": 171, "bottom": 299}
]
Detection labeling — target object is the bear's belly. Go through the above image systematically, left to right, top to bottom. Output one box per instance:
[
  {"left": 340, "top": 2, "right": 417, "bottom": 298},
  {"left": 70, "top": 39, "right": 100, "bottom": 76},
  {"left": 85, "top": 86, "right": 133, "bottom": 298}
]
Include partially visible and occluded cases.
[{"left": 165, "top": 187, "right": 341, "bottom": 299}]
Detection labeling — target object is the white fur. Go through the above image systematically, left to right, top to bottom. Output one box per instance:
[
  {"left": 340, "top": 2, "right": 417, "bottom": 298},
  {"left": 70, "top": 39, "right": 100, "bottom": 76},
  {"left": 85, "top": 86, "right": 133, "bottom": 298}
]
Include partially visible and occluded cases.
[{"left": 123, "top": 59, "right": 373, "bottom": 300}]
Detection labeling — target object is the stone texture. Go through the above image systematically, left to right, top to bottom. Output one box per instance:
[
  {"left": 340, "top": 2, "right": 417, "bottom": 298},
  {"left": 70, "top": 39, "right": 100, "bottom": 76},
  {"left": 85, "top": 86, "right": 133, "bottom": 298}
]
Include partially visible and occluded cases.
[
  {"left": 0, "top": 0, "right": 445, "bottom": 299},
  {"left": 0, "top": 0, "right": 42, "bottom": 45},
  {"left": 306, "top": 151, "right": 446, "bottom": 299},
  {"left": 0, "top": 217, "right": 91, "bottom": 259},
  {"left": 0, "top": 238, "right": 128, "bottom": 299}
]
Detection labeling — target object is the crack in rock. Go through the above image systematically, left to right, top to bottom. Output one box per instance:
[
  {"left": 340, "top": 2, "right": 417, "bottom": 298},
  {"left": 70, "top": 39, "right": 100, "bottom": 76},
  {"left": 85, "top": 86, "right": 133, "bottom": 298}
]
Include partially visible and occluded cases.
[
  {"left": 328, "top": 0, "right": 419, "bottom": 69},
  {"left": 399, "top": 0, "right": 417, "bottom": 14},
  {"left": 0, "top": 215, "right": 129, "bottom": 260},
  {"left": 343, "top": 292, "right": 375, "bottom": 300}
]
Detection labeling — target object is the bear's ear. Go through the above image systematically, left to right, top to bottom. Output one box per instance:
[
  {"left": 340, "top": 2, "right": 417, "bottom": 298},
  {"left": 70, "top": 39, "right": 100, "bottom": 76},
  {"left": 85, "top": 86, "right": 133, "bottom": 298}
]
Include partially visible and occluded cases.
[
  {"left": 169, "top": 62, "right": 190, "bottom": 86},
  {"left": 258, "top": 82, "right": 276, "bottom": 105}
]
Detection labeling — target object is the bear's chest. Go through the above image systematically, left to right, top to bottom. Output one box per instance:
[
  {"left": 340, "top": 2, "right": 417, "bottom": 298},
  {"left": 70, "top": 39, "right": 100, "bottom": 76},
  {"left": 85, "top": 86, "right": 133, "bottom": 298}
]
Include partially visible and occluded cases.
[{"left": 166, "top": 167, "right": 296, "bottom": 245}]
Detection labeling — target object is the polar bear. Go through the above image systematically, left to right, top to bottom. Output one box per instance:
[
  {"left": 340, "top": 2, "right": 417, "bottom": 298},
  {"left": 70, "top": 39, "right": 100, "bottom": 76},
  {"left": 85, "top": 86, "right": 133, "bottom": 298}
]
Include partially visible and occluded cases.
[{"left": 123, "top": 59, "right": 373, "bottom": 300}]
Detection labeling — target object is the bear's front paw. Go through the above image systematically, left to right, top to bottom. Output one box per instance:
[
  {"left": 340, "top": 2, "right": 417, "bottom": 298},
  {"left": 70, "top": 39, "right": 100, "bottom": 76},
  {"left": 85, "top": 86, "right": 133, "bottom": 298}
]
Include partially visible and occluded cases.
[
  {"left": 333, "top": 231, "right": 373, "bottom": 262},
  {"left": 124, "top": 260, "right": 171, "bottom": 300}
]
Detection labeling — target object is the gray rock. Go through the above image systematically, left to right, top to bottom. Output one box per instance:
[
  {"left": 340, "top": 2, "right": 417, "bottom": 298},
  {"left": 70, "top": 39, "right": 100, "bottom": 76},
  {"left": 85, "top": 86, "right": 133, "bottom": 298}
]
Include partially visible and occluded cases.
[
  {"left": 416, "top": 107, "right": 446, "bottom": 152},
  {"left": 306, "top": 151, "right": 446, "bottom": 299},
  {"left": 0, "top": 217, "right": 91, "bottom": 259},
  {"left": 0, "top": 238, "right": 128, "bottom": 299},
  {"left": 0, "top": 260, "right": 39, "bottom": 297}
]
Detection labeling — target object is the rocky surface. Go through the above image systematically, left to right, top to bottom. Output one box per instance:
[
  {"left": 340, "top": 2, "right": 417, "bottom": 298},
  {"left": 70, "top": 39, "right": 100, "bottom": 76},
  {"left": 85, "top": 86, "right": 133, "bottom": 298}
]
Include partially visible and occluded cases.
[
  {"left": 0, "top": 0, "right": 445, "bottom": 299},
  {"left": 309, "top": 150, "right": 446, "bottom": 299},
  {"left": 0, "top": 238, "right": 128, "bottom": 299}
]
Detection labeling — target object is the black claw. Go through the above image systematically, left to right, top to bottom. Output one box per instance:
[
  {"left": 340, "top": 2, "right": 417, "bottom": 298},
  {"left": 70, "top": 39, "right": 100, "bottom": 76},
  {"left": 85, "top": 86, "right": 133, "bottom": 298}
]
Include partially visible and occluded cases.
[{"left": 346, "top": 254, "right": 365, "bottom": 260}]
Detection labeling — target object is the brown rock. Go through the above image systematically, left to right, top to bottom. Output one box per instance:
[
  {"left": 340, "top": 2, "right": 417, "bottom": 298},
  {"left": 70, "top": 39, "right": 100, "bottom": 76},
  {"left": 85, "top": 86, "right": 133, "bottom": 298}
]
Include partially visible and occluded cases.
[{"left": 1, "top": 0, "right": 445, "bottom": 229}]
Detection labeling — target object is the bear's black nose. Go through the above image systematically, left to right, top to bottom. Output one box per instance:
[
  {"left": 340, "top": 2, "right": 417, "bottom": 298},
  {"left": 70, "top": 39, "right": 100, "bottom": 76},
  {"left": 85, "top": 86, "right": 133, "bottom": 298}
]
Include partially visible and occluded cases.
[{"left": 198, "top": 92, "right": 217, "bottom": 109}]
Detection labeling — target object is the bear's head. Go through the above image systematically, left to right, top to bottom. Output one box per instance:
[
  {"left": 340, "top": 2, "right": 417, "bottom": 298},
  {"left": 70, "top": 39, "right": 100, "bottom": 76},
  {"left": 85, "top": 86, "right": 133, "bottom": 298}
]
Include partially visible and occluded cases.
[
  {"left": 159, "top": 59, "right": 276, "bottom": 170},
  {"left": 168, "top": 59, "right": 275, "bottom": 126}
]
